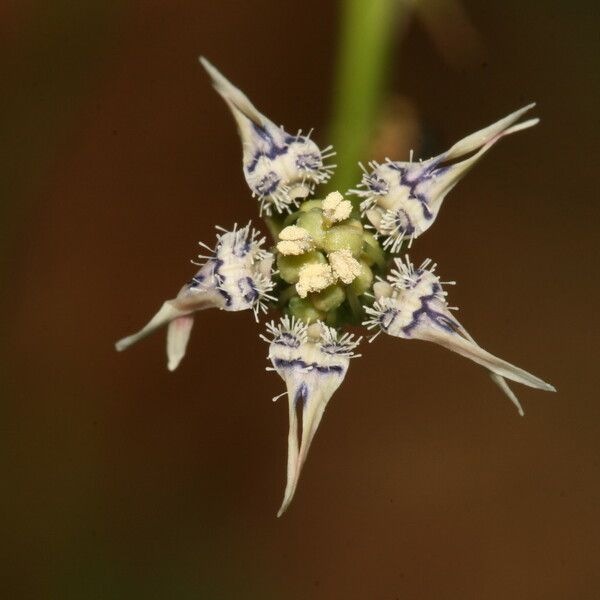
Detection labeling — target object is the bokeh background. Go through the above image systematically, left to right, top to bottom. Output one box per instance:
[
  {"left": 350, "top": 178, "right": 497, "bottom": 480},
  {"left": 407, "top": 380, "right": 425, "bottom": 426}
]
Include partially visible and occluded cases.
[{"left": 2, "top": 1, "right": 599, "bottom": 598}]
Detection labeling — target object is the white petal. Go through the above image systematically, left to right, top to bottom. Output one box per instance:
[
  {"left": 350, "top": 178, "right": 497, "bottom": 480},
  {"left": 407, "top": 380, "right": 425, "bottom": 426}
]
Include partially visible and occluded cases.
[
  {"left": 199, "top": 56, "right": 266, "bottom": 131},
  {"left": 200, "top": 58, "right": 335, "bottom": 214},
  {"left": 444, "top": 103, "right": 537, "bottom": 160},
  {"left": 354, "top": 105, "right": 538, "bottom": 247},
  {"left": 425, "top": 119, "right": 538, "bottom": 212},
  {"left": 116, "top": 223, "right": 274, "bottom": 367},
  {"left": 364, "top": 256, "right": 555, "bottom": 405},
  {"left": 115, "top": 286, "right": 224, "bottom": 354},
  {"left": 115, "top": 300, "right": 191, "bottom": 353},
  {"left": 166, "top": 315, "right": 195, "bottom": 372},
  {"left": 264, "top": 319, "right": 358, "bottom": 515},
  {"left": 417, "top": 325, "right": 555, "bottom": 392},
  {"left": 458, "top": 326, "right": 524, "bottom": 415},
  {"left": 277, "top": 367, "right": 340, "bottom": 517},
  {"left": 489, "top": 372, "right": 524, "bottom": 417}
]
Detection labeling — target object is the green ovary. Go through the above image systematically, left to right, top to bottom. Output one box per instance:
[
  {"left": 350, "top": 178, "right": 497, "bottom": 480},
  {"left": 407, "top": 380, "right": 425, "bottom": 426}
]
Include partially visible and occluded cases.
[
  {"left": 297, "top": 209, "right": 327, "bottom": 244},
  {"left": 321, "top": 225, "right": 363, "bottom": 256},
  {"left": 277, "top": 250, "right": 327, "bottom": 284},
  {"left": 350, "top": 260, "right": 373, "bottom": 295},
  {"left": 310, "top": 284, "right": 346, "bottom": 312},
  {"left": 288, "top": 296, "right": 325, "bottom": 323}
]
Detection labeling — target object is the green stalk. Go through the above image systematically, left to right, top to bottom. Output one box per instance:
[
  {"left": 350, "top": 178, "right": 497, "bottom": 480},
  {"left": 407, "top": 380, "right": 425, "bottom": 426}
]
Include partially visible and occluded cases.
[{"left": 328, "top": 0, "right": 402, "bottom": 204}]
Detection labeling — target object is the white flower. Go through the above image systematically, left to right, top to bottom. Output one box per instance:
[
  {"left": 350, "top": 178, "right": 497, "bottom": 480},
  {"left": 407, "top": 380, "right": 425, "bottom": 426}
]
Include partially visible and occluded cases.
[
  {"left": 118, "top": 57, "right": 555, "bottom": 515},
  {"left": 200, "top": 58, "right": 336, "bottom": 216},
  {"left": 354, "top": 104, "right": 539, "bottom": 251},
  {"left": 115, "top": 223, "right": 275, "bottom": 370},
  {"left": 364, "top": 256, "right": 555, "bottom": 414},
  {"left": 262, "top": 318, "right": 361, "bottom": 516}
]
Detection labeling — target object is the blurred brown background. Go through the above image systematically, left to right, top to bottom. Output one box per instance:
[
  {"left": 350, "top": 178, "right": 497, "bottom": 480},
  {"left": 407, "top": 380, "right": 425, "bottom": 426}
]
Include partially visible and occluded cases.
[{"left": 1, "top": 1, "right": 599, "bottom": 598}]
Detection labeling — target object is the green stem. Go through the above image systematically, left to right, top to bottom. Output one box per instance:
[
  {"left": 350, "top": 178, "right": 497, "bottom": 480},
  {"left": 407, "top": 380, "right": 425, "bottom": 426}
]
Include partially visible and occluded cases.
[{"left": 328, "top": 0, "right": 402, "bottom": 205}]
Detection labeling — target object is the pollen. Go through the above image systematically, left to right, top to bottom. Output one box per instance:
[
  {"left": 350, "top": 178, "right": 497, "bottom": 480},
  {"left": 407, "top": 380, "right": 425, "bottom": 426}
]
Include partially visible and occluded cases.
[
  {"left": 322, "top": 191, "right": 352, "bottom": 224},
  {"left": 276, "top": 225, "right": 313, "bottom": 256},
  {"left": 328, "top": 249, "right": 362, "bottom": 284},
  {"left": 296, "top": 263, "right": 334, "bottom": 298}
]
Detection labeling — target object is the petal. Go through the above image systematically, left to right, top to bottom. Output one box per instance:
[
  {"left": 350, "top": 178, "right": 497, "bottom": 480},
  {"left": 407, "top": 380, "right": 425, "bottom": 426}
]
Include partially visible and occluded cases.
[
  {"left": 199, "top": 57, "right": 266, "bottom": 130},
  {"left": 200, "top": 58, "right": 335, "bottom": 215},
  {"left": 443, "top": 103, "right": 537, "bottom": 160},
  {"left": 355, "top": 104, "right": 538, "bottom": 249},
  {"left": 422, "top": 107, "right": 539, "bottom": 215},
  {"left": 116, "top": 223, "right": 275, "bottom": 367},
  {"left": 213, "top": 226, "right": 276, "bottom": 316},
  {"left": 364, "top": 257, "right": 555, "bottom": 409},
  {"left": 114, "top": 276, "right": 225, "bottom": 354},
  {"left": 166, "top": 315, "right": 195, "bottom": 372},
  {"left": 264, "top": 319, "right": 359, "bottom": 515},
  {"left": 416, "top": 322, "right": 555, "bottom": 392},
  {"left": 456, "top": 325, "right": 524, "bottom": 416},
  {"left": 277, "top": 356, "right": 344, "bottom": 517},
  {"left": 489, "top": 372, "right": 524, "bottom": 417}
]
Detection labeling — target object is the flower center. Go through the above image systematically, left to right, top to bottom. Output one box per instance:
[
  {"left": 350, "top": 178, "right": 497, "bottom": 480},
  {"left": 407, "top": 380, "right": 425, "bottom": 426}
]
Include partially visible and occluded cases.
[{"left": 273, "top": 191, "right": 386, "bottom": 326}]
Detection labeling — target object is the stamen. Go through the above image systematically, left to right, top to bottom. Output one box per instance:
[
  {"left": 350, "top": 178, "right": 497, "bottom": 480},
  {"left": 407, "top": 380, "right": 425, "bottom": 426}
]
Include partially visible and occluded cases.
[
  {"left": 322, "top": 191, "right": 353, "bottom": 224},
  {"left": 276, "top": 225, "right": 313, "bottom": 256},
  {"left": 329, "top": 249, "right": 362, "bottom": 284},
  {"left": 296, "top": 263, "right": 334, "bottom": 298}
]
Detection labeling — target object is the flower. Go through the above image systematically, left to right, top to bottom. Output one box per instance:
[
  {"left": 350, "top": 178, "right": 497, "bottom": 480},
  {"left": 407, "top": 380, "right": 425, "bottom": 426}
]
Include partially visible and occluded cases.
[{"left": 116, "top": 58, "right": 555, "bottom": 515}]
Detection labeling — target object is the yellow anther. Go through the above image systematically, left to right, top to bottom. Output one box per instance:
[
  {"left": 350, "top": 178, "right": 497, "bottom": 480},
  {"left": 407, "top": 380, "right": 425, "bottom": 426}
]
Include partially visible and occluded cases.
[{"left": 322, "top": 191, "right": 352, "bottom": 224}]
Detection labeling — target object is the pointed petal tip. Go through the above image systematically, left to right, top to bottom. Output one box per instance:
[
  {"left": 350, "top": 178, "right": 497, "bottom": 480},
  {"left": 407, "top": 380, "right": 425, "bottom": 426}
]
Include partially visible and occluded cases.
[
  {"left": 198, "top": 55, "right": 215, "bottom": 76},
  {"left": 198, "top": 56, "right": 227, "bottom": 88},
  {"left": 197, "top": 57, "right": 264, "bottom": 128},
  {"left": 513, "top": 102, "right": 536, "bottom": 117},
  {"left": 505, "top": 117, "right": 539, "bottom": 136},
  {"left": 525, "top": 117, "right": 540, "bottom": 127},
  {"left": 166, "top": 315, "right": 194, "bottom": 373},
  {"left": 115, "top": 337, "right": 130, "bottom": 352},
  {"left": 489, "top": 372, "right": 525, "bottom": 416},
  {"left": 531, "top": 378, "right": 556, "bottom": 393},
  {"left": 276, "top": 477, "right": 296, "bottom": 518},
  {"left": 277, "top": 487, "right": 296, "bottom": 517}
]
